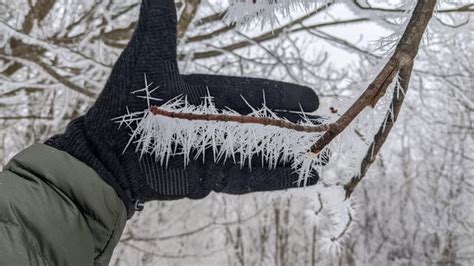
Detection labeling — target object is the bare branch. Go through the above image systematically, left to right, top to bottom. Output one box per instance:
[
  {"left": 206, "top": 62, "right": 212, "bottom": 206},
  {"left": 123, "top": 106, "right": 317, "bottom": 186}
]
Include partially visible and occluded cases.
[
  {"left": 3, "top": 0, "right": 55, "bottom": 76},
  {"left": 177, "top": 0, "right": 201, "bottom": 39},
  {"left": 34, "top": 60, "right": 97, "bottom": 98}
]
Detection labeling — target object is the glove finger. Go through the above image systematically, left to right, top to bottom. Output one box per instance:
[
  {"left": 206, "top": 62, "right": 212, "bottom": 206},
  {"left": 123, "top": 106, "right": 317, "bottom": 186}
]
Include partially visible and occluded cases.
[
  {"left": 128, "top": 0, "right": 181, "bottom": 101},
  {"left": 144, "top": 0, "right": 175, "bottom": 9},
  {"left": 182, "top": 74, "right": 320, "bottom": 113},
  {"left": 135, "top": 153, "right": 212, "bottom": 201},
  {"left": 206, "top": 160, "right": 319, "bottom": 194}
]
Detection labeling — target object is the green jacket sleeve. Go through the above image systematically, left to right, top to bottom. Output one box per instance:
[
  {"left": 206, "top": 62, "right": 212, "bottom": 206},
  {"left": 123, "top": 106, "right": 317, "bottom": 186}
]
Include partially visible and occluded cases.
[{"left": 0, "top": 144, "right": 127, "bottom": 266}]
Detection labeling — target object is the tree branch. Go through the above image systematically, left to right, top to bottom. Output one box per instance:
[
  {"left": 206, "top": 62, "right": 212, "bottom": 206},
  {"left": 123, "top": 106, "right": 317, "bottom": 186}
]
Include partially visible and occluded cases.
[
  {"left": 3, "top": 0, "right": 55, "bottom": 76},
  {"left": 177, "top": 0, "right": 201, "bottom": 39},
  {"left": 309, "top": 0, "right": 436, "bottom": 154},
  {"left": 351, "top": 0, "right": 471, "bottom": 14},
  {"left": 343, "top": 1, "right": 438, "bottom": 198},
  {"left": 181, "top": 4, "right": 335, "bottom": 60},
  {"left": 194, "top": 9, "right": 227, "bottom": 26},
  {"left": 34, "top": 60, "right": 97, "bottom": 98},
  {"left": 344, "top": 61, "right": 414, "bottom": 199},
  {"left": 150, "top": 106, "right": 329, "bottom": 133}
]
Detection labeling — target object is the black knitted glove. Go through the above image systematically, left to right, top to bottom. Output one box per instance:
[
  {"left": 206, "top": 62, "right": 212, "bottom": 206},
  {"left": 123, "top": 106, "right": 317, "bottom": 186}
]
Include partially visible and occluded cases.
[{"left": 46, "top": 0, "right": 322, "bottom": 217}]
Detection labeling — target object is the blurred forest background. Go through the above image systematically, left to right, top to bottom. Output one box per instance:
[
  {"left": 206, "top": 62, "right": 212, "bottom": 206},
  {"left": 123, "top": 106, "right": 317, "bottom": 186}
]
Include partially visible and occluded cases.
[{"left": 1, "top": 0, "right": 473, "bottom": 265}]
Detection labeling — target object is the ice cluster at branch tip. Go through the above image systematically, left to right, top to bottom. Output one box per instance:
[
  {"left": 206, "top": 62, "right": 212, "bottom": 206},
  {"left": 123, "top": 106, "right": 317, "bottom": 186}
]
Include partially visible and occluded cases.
[
  {"left": 224, "top": 0, "right": 331, "bottom": 29},
  {"left": 114, "top": 79, "right": 330, "bottom": 186},
  {"left": 272, "top": 183, "right": 356, "bottom": 255}
]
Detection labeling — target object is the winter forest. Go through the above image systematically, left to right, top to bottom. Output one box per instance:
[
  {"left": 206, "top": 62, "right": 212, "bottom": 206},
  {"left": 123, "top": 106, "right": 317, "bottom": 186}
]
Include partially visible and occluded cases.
[{"left": 1, "top": 0, "right": 473, "bottom": 265}]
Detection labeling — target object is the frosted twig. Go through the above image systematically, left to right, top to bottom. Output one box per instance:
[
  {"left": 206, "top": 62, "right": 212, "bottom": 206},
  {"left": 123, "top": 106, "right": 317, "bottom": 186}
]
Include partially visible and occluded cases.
[
  {"left": 225, "top": 0, "right": 331, "bottom": 28},
  {"left": 116, "top": 94, "right": 328, "bottom": 183},
  {"left": 150, "top": 106, "right": 329, "bottom": 133},
  {"left": 314, "top": 193, "right": 323, "bottom": 215},
  {"left": 329, "top": 207, "right": 353, "bottom": 242}
]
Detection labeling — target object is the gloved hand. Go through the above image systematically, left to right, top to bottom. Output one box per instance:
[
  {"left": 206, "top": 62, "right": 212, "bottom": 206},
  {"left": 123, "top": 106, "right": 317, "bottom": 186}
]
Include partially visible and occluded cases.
[{"left": 46, "top": 0, "right": 322, "bottom": 217}]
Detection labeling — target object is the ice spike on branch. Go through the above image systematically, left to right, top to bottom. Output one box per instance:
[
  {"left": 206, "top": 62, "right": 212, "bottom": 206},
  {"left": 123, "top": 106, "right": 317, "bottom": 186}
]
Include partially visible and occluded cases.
[
  {"left": 225, "top": 0, "right": 331, "bottom": 28},
  {"left": 114, "top": 89, "right": 330, "bottom": 185}
]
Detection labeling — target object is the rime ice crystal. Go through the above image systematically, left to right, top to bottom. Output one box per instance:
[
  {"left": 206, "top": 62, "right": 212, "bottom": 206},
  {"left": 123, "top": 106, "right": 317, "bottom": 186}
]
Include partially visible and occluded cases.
[
  {"left": 225, "top": 0, "right": 331, "bottom": 28},
  {"left": 115, "top": 86, "right": 328, "bottom": 185}
]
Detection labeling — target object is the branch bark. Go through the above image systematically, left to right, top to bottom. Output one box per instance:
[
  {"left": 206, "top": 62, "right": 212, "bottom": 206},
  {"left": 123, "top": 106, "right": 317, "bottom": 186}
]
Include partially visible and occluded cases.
[{"left": 150, "top": 106, "right": 329, "bottom": 133}]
